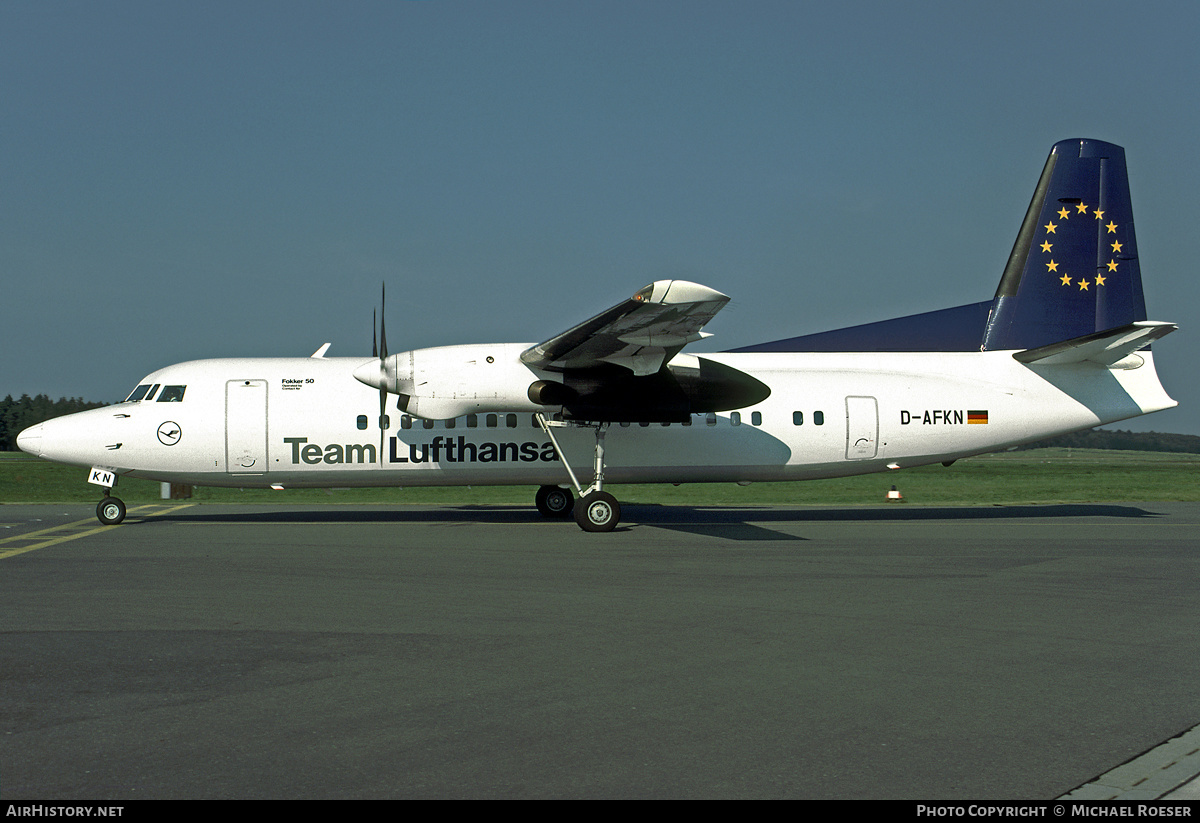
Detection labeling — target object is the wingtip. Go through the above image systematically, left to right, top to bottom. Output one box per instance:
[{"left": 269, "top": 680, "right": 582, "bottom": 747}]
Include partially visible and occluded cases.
[{"left": 643, "top": 280, "right": 729, "bottom": 305}]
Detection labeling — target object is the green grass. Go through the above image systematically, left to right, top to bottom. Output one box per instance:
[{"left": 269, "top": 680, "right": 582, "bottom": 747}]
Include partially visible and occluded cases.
[{"left": 2, "top": 448, "right": 1197, "bottom": 506}]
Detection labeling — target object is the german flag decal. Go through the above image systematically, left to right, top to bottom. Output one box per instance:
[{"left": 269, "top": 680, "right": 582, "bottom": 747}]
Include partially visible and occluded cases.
[{"left": 967, "top": 410, "right": 989, "bottom": 425}]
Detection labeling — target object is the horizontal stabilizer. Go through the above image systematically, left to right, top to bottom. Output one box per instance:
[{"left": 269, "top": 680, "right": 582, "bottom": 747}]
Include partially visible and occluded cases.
[{"left": 1013, "top": 321, "right": 1175, "bottom": 366}]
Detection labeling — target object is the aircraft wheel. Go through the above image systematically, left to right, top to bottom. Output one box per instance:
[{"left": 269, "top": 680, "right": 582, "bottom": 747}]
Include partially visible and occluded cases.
[
  {"left": 535, "top": 485, "right": 574, "bottom": 518},
  {"left": 574, "top": 491, "right": 620, "bottom": 532},
  {"left": 97, "top": 496, "right": 127, "bottom": 526}
]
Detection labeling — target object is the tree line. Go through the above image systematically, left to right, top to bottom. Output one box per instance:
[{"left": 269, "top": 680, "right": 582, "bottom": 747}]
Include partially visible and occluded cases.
[
  {"left": 0, "top": 395, "right": 108, "bottom": 452},
  {"left": 1015, "top": 427, "right": 1200, "bottom": 454}
]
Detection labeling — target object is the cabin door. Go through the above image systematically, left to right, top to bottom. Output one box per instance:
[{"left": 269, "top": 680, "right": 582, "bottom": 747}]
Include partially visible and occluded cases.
[
  {"left": 226, "top": 379, "right": 268, "bottom": 474},
  {"left": 845, "top": 396, "right": 879, "bottom": 460}
]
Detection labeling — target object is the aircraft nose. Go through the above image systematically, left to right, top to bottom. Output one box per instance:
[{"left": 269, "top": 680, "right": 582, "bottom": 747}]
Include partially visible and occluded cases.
[{"left": 16, "top": 423, "right": 44, "bottom": 457}]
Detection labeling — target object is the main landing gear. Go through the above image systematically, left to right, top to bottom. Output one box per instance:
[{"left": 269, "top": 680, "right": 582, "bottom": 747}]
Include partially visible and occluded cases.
[
  {"left": 535, "top": 414, "right": 623, "bottom": 532},
  {"left": 535, "top": 484, "right": 574, "bottom": 518},
  {"left": 97, "top": 493, "right": 127, "bottom": 525}
]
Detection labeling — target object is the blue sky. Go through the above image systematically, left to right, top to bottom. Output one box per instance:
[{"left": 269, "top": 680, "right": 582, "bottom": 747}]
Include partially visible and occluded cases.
[{"left": 4, "top": 0, "right": 1199, "bottom": 434}]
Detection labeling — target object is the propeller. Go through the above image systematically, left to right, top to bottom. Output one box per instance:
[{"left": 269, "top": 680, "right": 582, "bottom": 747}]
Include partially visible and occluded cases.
[
  {"left": 357, "top": 283, "right": 418, "bottom": 465},
  {"left": 362, "top": 283, "right": 415, "bottom": 462},
  {"left": 374, "top": 285, "right": 389, "bottom": 461}
]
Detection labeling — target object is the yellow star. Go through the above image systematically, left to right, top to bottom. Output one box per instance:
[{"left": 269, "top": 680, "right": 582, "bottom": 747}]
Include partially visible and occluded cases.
[
  {"left": 1076, "top": 203, "right": 1090, "bottom": 214},
  {"left": 1057, "top": 207, "right": 1071, "bottom": 220},
  {"left": 1094, "top": 209, "right": 1105, "bottom": 220},
  {"left": 1044, "top": 221, "right": 1057, "bottom": 234},
  {"left": 1106, "top": 221, "right": 1118, "bottom": 234},
  {"left": 1111, "top": 240, "right": 1123, "bottom": 253},
  {"left": 1041, "top": 241, "right": 1053, "bottom": 253},
  {"left": 1047, "top": 259, "right": 1059, "bottom": 272},
  {"left": 1107, "top": 259, "right": 1118, "bottom": 272},
  {"left": 1059, "top": 273, "right": 1072, "bottom": 286},
  {"left": 1095, "top": 273, "right": 1106, "bottom": 286},
  {"left": 1078, "top": 279, "right": 1090, "bottom": 291}
]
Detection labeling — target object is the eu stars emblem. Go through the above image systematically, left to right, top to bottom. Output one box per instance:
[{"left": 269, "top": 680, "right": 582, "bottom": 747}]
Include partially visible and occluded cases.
[{"left": 1037, "top": 198, "right": 1118, "bottom": 292}]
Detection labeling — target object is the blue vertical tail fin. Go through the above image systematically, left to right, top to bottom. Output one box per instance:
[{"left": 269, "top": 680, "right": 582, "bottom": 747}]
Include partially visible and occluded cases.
[{"left": 982, "top": 139, "right": 1147, "bottom": 351}]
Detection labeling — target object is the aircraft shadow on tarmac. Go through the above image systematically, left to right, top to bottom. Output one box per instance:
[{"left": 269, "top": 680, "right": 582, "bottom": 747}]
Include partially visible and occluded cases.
[{"left": 142, "top": 502, "right": 1162, "bottom": 542}]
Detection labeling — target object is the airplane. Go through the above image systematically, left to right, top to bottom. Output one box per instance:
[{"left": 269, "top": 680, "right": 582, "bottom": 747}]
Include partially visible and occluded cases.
[{"left": 16, "top": 138, "right": 1177, "bottom": 531}]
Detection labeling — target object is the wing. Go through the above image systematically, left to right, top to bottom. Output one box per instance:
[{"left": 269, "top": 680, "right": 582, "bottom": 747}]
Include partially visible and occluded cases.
[{"left": 520, "top": 280, "right": 730, "bottom": 376}]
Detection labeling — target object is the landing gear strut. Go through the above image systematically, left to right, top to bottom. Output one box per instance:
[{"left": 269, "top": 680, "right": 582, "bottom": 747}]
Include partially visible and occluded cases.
[{"left": 536, "top": 414, "right": 622, "bottom": 532}]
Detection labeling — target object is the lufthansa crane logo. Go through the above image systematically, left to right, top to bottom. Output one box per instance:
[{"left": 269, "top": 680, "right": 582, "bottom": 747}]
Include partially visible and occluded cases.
[{"left": 157, "top": 422, "right": 182, "bottom": 446}]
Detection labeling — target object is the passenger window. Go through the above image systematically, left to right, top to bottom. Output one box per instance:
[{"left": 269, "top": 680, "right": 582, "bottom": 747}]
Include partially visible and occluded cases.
[
  {"left": 157, "top": 385, "right": 185, "bottom": 402},
  {"left": 751, "top": 411, "right": 762, "bottom": 426},
  {"left": 793, "top": 411, "right": 804, "bottom": 425},
  {"left": 814, "top": 411, "right": 825, "bottom": 425},
  {"left": 730, "top": 412, "right": 741, "bottom": 426},
  {"left": 705, "top": 413, "right": 717, "bottom": 427},
  {"left": 466, "top": 414, "right": 478, "bottom": 428},
  {"left": 486, "top": 414, "right": 498, "bottom": 428},
  {"left": 505, "top": 414, "right": 517, "bottom": 428},
  {"left": 356, "top": 415, "right": 368, "bottom": 430},
  {"left": 401, "top": 415, "right": 413, "bottom": 429},
  {"left": 445, "top": 417, "right": 456, "bottom": 429},
  {"left": 422, "top": 418, "right": 434, "bottom": 429}
]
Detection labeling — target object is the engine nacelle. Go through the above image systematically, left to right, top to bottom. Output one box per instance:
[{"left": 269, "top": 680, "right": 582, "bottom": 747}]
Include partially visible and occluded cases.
[
  {"left": 354, "top": 343, "right": 542, "bottom": 420},
  {"left": 353, "top": 345, "right": 770, "bottom": 423},
  {"left": 532, "top": 354, "right": 771, "bottom": 422},
  {"left": 546, "top": 354, "right": 770, "bottom": 422}
]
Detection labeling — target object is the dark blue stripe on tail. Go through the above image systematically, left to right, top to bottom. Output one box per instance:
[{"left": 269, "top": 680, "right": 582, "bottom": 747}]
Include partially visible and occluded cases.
[{"left": 727, "top": 301, "right": 992, "bottom": 353}]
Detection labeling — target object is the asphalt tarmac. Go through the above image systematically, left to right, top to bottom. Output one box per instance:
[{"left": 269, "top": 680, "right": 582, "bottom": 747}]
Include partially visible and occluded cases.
[{"left": 2, "top": 501, "right": 1199, "bottom": 800}]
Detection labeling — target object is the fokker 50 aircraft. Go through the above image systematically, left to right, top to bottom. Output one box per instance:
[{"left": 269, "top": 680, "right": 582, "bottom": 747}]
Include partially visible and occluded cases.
[{"left": 17, "top": 139, "right": 1177, "bottom": 531}]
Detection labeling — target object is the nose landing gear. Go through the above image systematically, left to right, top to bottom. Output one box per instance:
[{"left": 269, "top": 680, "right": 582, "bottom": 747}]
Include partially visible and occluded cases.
[{"left": 96, "top": 494, "right": 127, "bottom": 525}]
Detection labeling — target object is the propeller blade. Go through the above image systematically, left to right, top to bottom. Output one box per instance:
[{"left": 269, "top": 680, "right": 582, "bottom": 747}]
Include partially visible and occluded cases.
[
  {"left": 379, "top": 282, "right": 388, "bottom": 361},
  {"left": 377, "top": 283, "right": 388, "bottom": 462}
]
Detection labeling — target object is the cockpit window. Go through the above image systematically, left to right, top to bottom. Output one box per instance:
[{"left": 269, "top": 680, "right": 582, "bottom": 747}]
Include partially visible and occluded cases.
[
  {"left": 125, "top": 384, "right": 152, "bottom": 402},
  {"left": 157, "top": 385, "right": 186, "bottom": 402}
]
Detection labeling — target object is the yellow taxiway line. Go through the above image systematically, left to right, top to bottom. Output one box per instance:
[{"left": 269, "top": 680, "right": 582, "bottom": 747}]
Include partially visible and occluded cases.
[{"left": 0, "top": 503, "right": 195, "bottom": 560}]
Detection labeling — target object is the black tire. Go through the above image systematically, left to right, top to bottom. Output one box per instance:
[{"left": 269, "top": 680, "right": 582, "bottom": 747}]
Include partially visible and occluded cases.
[
  {"left": 535, "top": 485, "right": 574, "bottom": 518},
  {"left": 574, "top": 491, "right": 620, "bottom": 532},
  {"left": 97, "top": 496, "right": 126, "bottom": 526}
]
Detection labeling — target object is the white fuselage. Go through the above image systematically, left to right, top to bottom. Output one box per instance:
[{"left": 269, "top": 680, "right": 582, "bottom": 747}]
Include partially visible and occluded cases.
[{"left": 20, "top": 347, "right": 1176, "bottom": 489}]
